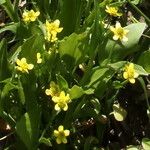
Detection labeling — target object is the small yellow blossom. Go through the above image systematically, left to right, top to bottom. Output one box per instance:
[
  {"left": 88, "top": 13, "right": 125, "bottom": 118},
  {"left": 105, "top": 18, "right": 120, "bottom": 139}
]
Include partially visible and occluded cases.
[
  {"left": 105, "top": 5, "right": 122, "bottom": 17},
  {"left": 22, "top": 10, "right": 40, "bottom": 22},
  {"left": 45, "top": 19, "right": 63, "bottom": 42},
  {"left": 110, "top": 22, "right": 129, "bottom": 42},
  {"left": 37, "top": 53, "right": 42, "bottom": 64},
  {"left": 16, "top": 58, "right": 34, "bottom": 73},
  {"left": 123, "top": 63, "right": 139, "bottom": 84},
  {"left": 45, "top": 81, "right": 60, "bottom": 97},
  {"left": 52, "top": 91, "right": 71, "bottom": 111},
  {"left": 54, "top": 125, "right": 70, "bottom": 144}
]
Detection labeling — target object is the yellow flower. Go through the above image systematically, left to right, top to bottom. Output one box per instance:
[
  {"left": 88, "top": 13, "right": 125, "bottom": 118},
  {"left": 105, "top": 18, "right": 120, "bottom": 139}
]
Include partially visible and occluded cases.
[
  {"left": 105, "top": 5, "right": 122, "bottom": 17},
  {"left": 22, "top": 10, "right": 40, "bottom": 22},
  {"left": 45, "top": 19, "right": 63, "bottom": 42},
  {"left": 110, "top": 22, "right": 129, "bottom": 42},
  {"left": 37, "top": 53, "right": 42, "bottom": 64},
  {"left": 16, "top": 58, "right": 34, "bottom": 73},
  {"left": 123, "top": 63, "right": 139, "bottom": 84},
  {"left": 45, "top": 81, "right": 60, "bottom": 97},
  {"left": 52, "top": 91, "right": 71, "bottom": 111},
  {"left": 54, "top": 125, "right": 70, "bottom": 144}
]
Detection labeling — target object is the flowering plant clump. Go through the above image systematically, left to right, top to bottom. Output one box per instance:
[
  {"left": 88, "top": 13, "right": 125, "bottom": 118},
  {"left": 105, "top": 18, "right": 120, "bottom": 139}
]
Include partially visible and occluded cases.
[
  {"left": 0, "top": 0, "right": 149, "bottom": 149},
  {"left": 105, "top": 5, "right": 122, "bottom": 17},
  {"left": 22, "top": 9, "right": 40, "bottom": 22},
  {"left": 45, "top": 20, "right": 63, "bottom": 42},
  {"left": 16, "top": 58, "right": 34, "bottom": 73},
  {"left": 123, "top": 63, "right": 139, "bottom": 84},
  {"left": 52, "top": 91, "right": 71, "bottom": 111}
]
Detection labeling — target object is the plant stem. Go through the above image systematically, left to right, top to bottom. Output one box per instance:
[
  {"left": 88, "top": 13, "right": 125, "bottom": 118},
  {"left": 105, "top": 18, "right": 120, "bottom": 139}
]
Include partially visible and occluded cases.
[{"left": 127, "top": 0, "right": 150, "bottom": 25}]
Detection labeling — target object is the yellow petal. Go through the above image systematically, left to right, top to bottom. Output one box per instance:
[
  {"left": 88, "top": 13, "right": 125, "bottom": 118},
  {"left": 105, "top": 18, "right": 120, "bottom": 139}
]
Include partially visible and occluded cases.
[
  {"left": 35, "top": 11, "right": 40, "bottom": 16},
  {"left": 54, "top": 19, "right": 60, "bottom": 27},
  {"left": 116, "top": 22, "right": 121, "bottom": 28},
  {"left": 113, "top": 35, "right": 119, "bottom": 41},
  {"left": 21, "top": 58, "right": 27, "bottom": 63},
  {"left": 16, "top": 59, "right": 22, "bottom": 66},
  {"left": 28, "top": 64, "right": 34, "bottom": 70},
  {"left": 123, "top": 72, "right": 128, "bottom": 79},
  {"left": 134, "top": 72, "right": 139, "bottom": 78},
  {"left": 129, "top": 78, "right": 135, "bottom": 84},
  {"left": 45, "top": 89, "right": 51, "bottom": 95},
  {"left": 55, "top": 104, "right": 61, "bottom": 111},
  {"left": 63, "top": 104, "right": 68, "bottom": 111},
  {"left": 58, "top": 125, "right": 64, "bottom": 132},
  {"left": 54, "top": 130, "right": 59, "bottom": 137},
  {"left": 64, "top": 130, "right": 70, "bottom": 136},
  {"left": 56, "top": 138, "right": 62, "bottom": 144},
  {"left": 62, "top": 138, "right": 67, "bottom": 144}
]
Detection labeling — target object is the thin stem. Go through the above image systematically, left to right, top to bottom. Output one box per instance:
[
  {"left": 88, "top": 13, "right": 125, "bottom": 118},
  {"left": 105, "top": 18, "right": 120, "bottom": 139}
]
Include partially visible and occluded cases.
[{"left": 127, "top": 0, "right": 150, "bottom": 25}]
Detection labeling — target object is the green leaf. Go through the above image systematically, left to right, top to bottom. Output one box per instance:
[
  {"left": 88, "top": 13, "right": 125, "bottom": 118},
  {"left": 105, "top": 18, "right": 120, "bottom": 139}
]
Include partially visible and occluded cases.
[
  {"left": 131, "top": 0, "right": 142, "bottom": 5},
  {"left": 0, "top": 23, "right": 19, "bottom": 34},
  {"left": 58, "top": 33, "right": 84, "bottom": 70},
  {"left": 19, "top": 35, "right": 44, "bottom": 64},
  {"left": 0, "top": 39, "right": 9, "bottom": 81},
  {"left": 137, "top": 50, "right": 150, "bottom": 73},
  {"left": 108, "top": 61, "right": 127, "bottom": 71},
  {"left": 134, "top": 64, "right": 149, "bottom": 76},
  {"left": 56, "top": 74, "right": 68, "bottom": 91},
  {"left": 18, "top": 78, "right": 25, "bottom": 105},
  {"left": 69, "top": 85, "right": 84, "bottom": 99},
  {"left": 112, "top": 103, "right": 127, "bottom": 121},
  {"left": 16, "top": 110, "right": 40, "bottom": 150},
  {"left": 39, "top": 137, "right": 52, "bottom": 147},
  {"left": 142, "top": 138, "right": 150, "bottom": 150},
  {"left": 126, "top": 145, "right": 139, "bottom": 150}
]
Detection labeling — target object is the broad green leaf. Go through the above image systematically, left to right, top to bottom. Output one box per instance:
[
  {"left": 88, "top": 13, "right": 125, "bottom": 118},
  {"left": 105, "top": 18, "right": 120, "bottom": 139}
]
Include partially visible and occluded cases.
[
  {"left": 0, "top": 0, "right": 6, "bottom": 4},
  {"left": 60, "top": 0, "right": 82, "bottom": 36},
  {"left": 0, "top": 23, "right": 19, "bottom": 34},
  {"left": 99, "top": 23, "right": 146, "bottom": 63},
  {"left": 58, "top": 33, "right": 85, "bottom": 70},
  {"left": 19, "top": 35, "right": 44, "bottom": 64},
  {"left": 137, "top": 50, "right": 150, "bottom": 73},
  {"left": 108, "top": 61, "right": 127, "bottom": 71},
  {"left": 134, "top": 64, "right": 149, "bottom": 76},
  {"left": 87, "top": 68, "right": 109, "bottom": 87},
  {"left": 56, "top": 74, "right": 68, "bottom": 91},
  {"left": 0, "top": 81, "right": 18, "bottom": 113},
  {"left": 69, "top": 85, "right": 84, "bottom": 99},
  {"left": 112, "top": 103, "right": 127, "bottom": 121},
  {"left": 16, "top": 109, "right": 40, "bottom": 150},
  {"left": 16, "top": 113, "right": 33, "bottom": 150},
  {"left": 142, "top": 138, "right": 150, "bottom": 150},
  {"left": 126, "top": 145, "right": 139, "bottom": 150}
]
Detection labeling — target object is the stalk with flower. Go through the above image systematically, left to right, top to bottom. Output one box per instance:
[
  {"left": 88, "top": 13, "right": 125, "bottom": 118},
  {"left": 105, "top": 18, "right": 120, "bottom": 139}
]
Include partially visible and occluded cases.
[
  {"left": 105, "top": 5, "right": 122, "bottom": 17},
  {"left": 22, "top": 10, "right": 40, "bottom": 22},
  {"left": 45, "top": 20, "right": 63, "bottom": 42},
  {"left": 110, "top": 22, "right": 129, "bottom": 42},
  {"left": 16, "top": 58, "right": 34, "bottom": 73},
  {"left": 123, "top": 63, "right": 139, "bottom": 84}
]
